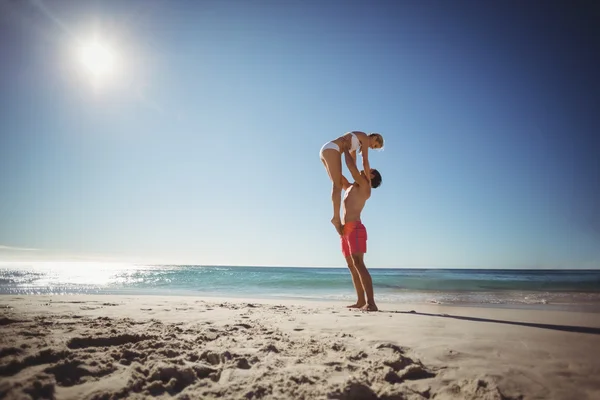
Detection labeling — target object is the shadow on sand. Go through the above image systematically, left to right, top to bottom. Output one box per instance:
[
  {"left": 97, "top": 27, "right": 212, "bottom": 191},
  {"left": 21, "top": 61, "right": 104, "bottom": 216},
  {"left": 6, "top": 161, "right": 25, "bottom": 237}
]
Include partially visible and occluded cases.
[{"left": 382, "top": 310, "right": 600, "bottom": 335}]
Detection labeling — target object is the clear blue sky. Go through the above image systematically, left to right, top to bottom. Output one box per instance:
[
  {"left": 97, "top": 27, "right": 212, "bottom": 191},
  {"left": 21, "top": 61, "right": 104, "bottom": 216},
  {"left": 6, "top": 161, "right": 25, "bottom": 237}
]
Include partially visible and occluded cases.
[{"left": 1, "top": 0, "right": 599, "bottom": 268}]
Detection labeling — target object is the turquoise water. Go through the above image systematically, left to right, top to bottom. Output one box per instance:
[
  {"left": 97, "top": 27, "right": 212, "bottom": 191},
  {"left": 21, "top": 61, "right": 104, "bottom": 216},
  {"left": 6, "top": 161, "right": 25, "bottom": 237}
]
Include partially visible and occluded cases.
[{"left": 1, "top": 263, "right": 600, "bottom": 309}]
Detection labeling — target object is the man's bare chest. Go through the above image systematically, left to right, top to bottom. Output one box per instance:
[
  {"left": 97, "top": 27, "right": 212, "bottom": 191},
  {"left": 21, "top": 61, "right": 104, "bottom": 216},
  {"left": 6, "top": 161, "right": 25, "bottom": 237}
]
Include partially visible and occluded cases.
[{"left": 344, "top": 185, "right": 363, "bottom": 202}]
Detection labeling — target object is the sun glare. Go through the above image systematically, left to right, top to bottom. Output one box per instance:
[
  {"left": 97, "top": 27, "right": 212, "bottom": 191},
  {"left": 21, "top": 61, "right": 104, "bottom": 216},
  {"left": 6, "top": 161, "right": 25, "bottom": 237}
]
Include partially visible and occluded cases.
[{"left": 78, "top": 39, "right": 117, "bottom": 81}]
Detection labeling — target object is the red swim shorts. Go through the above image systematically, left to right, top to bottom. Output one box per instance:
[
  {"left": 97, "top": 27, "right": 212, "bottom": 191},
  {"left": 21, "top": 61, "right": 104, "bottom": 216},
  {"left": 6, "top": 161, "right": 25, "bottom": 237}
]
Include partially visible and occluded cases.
[{"left": 341, "top": 220, "right": 367, "bottom": 257}]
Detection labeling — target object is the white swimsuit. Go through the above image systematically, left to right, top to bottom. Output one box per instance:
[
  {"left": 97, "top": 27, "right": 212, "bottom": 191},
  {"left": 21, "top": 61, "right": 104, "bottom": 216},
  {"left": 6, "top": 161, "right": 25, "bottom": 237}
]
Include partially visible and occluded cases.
[
  {"left": 348, "top": 132, "right": 360, "bottom": 152},
  {"left": 320, "top": 133, "right": 360, "bottom": 159}
]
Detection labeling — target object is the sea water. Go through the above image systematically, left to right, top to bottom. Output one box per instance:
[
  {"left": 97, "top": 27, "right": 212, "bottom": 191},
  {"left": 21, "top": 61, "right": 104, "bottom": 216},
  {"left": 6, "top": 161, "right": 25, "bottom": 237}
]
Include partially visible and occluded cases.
[{"left": 1, "top": 263, "right": 600, "bottom": 311}]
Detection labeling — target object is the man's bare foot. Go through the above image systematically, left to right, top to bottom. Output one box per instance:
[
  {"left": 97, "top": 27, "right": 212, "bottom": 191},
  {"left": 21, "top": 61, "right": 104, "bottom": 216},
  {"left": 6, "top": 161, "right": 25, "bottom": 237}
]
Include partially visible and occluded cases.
[
  {"left": 331, "top": 218, "right": 343, "bottom": 235},
  {"left": 346, "top": 303, "right": 366, "bottom": 309},
  {"left": 360, "top": 303, "right": 378, "bottom": 312}
]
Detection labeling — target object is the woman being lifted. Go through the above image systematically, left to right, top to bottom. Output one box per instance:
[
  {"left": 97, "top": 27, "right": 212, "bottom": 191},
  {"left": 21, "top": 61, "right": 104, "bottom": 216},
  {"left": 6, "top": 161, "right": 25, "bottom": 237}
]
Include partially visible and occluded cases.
[{"left": 319, "top": 131, "right": 384, "bottom": 235}]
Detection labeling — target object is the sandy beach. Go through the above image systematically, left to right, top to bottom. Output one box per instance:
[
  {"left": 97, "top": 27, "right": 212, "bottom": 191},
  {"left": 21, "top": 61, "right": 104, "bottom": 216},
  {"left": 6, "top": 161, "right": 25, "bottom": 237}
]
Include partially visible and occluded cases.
[{"left": 1, "top": 295, "right": 600, "bottom": 400}]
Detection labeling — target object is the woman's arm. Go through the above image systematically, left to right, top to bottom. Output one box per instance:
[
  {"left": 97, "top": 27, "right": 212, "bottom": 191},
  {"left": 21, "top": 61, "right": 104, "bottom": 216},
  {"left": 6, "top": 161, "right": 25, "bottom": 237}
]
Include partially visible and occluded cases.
[
  {"left": 345, "top": 132, "right": 371, "bottom": 183},
  {"left": 355, "top": 132, "right": 371, "bottom": 184},
  {"left": 362, "top": 146, "right": 371, "bottom": 184}
]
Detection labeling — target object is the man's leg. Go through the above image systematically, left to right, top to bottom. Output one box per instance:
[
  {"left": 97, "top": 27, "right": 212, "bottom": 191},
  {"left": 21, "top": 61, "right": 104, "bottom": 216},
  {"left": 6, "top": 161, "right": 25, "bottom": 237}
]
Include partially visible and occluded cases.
[
  {"left": 350, "top": 253, "right": 378, "bottom": 311},
  {"left": 344, "top": 255, "right": 366, "bottom": 308}
]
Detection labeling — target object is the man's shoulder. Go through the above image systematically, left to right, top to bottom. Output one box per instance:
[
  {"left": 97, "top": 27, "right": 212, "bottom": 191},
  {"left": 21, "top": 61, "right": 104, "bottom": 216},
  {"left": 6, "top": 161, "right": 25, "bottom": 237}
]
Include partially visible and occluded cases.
[
  {"left": 355, "top": 180, "right": 370, "bottom": 191},
  {"left": 352, "top": 181, "right": 371, "bottom": 197}
]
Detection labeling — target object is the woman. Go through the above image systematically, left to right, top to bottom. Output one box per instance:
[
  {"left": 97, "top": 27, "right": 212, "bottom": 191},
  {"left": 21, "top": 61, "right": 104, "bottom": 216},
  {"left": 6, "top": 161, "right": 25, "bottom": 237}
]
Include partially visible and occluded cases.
[{"left": 320, "top": 131, "right": 384, "bottom": 234}]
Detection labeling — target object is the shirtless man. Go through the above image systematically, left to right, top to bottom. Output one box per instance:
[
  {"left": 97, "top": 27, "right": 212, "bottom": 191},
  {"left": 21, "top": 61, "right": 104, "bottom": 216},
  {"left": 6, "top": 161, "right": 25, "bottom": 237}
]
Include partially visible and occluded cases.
[{"left": 339, "top": 149, "right": 383, "bottom": 312}]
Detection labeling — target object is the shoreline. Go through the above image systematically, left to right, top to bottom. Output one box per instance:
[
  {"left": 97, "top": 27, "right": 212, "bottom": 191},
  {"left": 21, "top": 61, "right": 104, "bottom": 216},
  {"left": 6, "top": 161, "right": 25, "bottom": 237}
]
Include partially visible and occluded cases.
[
  {"left": 2, "top": 290, "right": 600, "bottom": 314},
  {"left": 2, "top": 294, "right": 600, "bottom": 399}
]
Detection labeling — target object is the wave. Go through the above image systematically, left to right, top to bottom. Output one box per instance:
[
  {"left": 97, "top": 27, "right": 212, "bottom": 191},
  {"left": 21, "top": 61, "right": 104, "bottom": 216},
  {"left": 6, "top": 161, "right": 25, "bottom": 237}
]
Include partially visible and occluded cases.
[{"left": 2, "top": 265, "right": 600, "bottom": 311}]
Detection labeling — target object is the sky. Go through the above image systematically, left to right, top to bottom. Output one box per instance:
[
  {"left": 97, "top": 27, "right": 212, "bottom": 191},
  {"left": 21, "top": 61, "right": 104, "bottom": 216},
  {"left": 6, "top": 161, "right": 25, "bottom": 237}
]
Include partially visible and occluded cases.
[{"left": 0, "top": 0, "right": 599, "bottom": 269}]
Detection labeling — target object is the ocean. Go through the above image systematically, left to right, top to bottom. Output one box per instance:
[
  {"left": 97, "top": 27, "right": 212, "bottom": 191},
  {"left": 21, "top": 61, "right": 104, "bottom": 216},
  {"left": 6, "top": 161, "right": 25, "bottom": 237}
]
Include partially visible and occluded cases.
[{"left": 2, "top": 263, "right": 600, "bottom": 311}]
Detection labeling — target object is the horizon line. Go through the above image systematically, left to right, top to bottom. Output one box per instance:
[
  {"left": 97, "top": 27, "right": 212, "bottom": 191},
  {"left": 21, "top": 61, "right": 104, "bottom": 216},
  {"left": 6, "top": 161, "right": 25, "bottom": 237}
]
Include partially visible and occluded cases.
[{"left": 0, "top": 261, "right": 598, "bottom": 271}]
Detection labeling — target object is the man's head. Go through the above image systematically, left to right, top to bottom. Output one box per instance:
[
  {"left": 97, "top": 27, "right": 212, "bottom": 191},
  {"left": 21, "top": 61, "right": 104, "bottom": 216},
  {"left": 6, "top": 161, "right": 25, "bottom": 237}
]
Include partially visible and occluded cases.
[{"left": 362, "top": 168, "right": 382, "bottom": 188}]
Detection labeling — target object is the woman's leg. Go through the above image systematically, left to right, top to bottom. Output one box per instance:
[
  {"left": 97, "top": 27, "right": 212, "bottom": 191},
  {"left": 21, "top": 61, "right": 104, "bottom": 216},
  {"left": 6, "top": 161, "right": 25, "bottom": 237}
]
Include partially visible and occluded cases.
[{"left": 321, "top": 149, "right": 343, "bottom": 235}]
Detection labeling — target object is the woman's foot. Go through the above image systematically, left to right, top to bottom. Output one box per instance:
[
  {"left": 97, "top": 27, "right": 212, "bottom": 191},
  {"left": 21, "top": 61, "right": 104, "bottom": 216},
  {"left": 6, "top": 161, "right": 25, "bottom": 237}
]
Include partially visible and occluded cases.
[
  {"left": 331, "top": 218, "right": 343, "bottom": 235},
  {"left": 360, "top": 303, "right": 378, "bottom": 312}
]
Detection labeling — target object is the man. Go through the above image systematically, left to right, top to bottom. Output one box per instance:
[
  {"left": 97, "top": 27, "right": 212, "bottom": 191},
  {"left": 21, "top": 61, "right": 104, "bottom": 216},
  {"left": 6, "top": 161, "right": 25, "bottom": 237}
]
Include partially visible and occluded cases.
[{"left": 339, "top": 149, "right": 382, "bottom": 312}]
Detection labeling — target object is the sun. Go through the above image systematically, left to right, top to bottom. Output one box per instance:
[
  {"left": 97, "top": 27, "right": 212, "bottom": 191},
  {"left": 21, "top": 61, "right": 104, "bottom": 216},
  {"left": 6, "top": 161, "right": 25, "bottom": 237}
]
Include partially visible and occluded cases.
[{"left": 77, "top": 39, "right": 117, "bottom": 80}]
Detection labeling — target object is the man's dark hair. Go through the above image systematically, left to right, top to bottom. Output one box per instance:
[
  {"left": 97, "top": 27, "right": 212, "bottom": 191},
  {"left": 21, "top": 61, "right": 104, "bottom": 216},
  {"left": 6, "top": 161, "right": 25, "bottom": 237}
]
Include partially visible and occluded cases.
[{"left": 370, "top": 169, "right": 382, "bottom": 188}]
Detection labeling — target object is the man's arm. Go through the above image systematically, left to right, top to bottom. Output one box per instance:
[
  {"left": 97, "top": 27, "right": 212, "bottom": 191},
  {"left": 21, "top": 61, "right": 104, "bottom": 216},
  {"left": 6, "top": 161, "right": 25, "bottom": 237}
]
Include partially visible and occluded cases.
[
  {"left": 347, "top": 132, "right": 370, "bottom": 184},
  {"left": 344, "top": 150, "right": 368, "bottom": 187},
  {"left": 341, "top": 175, "right": 352, "bottom": 190}
]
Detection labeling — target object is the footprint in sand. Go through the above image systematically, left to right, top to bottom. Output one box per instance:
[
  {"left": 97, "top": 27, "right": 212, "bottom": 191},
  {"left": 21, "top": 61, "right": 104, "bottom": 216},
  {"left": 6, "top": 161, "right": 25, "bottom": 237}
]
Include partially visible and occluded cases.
[
  {"left": 0, "top": 317, "right": 22, "bottom": 326},
  {"left": 67, "top": 334, "right": 155, "bottom": 349},
  {"left": 0, "top": 347, "right": 22, "bottom": 358},
  {"left": 0, "top": 348, "right": 70, "bottom": 377},
  {"left": 44, "top": 359, "right": 116, "bottom": 386}
]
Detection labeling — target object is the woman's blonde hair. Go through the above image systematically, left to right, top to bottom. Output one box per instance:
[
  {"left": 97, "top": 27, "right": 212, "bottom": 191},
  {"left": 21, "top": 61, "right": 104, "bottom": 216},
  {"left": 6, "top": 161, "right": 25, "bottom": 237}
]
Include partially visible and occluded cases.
[{"left": 369, "top": 133, "right": 384, "bottom": 149}]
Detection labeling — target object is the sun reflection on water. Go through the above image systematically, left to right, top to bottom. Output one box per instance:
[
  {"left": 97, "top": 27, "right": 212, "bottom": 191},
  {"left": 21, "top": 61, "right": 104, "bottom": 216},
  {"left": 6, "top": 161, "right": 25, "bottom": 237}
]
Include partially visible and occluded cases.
[{"left": 0, "top": 262, "right": 155, "bottom": 288}]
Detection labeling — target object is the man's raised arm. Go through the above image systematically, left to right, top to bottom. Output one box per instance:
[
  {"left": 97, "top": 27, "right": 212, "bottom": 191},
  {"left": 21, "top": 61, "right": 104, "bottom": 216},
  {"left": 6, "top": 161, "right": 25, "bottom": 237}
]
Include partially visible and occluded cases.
[{"left": 344, "top": 150, "right": 368, "bottom": 187}]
